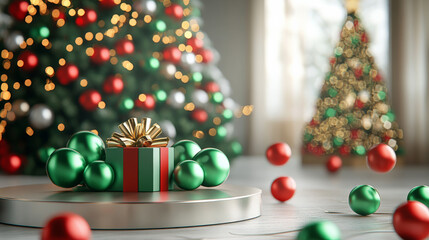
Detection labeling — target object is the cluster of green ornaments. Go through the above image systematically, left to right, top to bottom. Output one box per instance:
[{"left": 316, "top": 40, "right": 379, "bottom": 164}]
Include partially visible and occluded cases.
[
  {"left": 46, "top": 131, "right": 114, "bottom": 191},
  {"left": 46, "top": 131, "right": 229, "bottom": 192},
  {"left": 172, "top": 140, "right": 230, "bottom": 190},
  {"left": 348, "top": 184, "right": 429, "bottom": 216},
  {"left": 296, "top": 185, "right": 429, "bottom": 240}
]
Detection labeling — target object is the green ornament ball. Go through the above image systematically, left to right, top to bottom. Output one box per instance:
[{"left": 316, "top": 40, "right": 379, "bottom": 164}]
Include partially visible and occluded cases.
[
  {"left": 153, "top": 19, "right": 167, "bottom": 32},
  {"left": 30, "top": 26, "right": 50, "bottom": 40},
  {"left": 155, "top": 89, "right": 167, "bottom": 102},
  {"left": 120, "top": 97, "right": 134, "bottom": 111},
  {"left": 214, "top": 126, "right": 227, "bottom": 142},
  {"left": 67, "top": 131, "right": 105, "bottom": 163},
  {"left": 172, "top": 140, "right": 201, "bottom": 166},
  {"left": 229, "top": 140, "right": 243, "bottom": 157},
  {"left": 38, "top": 147, "right": 55, "bottom": 164},
  {"left": 46, "top": 148, "right": 87, "bottom": 188},
  {"left": 192, "top": 148, "right": 230, "bottom": 187},
  {"left": 173, "top": 160, "right": 204, "bottom": 190},
  {"left": 83, "top": 161, "right": 114, "bottom": 191},
  {"left": 348, "top": 185, "right": 380, "bottom": 216},
  {"left": 407, "top": 185, "right": 429, "bottom": 208},
  {"left": 297, "top": 220, "right": 341, "bottom": 240}
]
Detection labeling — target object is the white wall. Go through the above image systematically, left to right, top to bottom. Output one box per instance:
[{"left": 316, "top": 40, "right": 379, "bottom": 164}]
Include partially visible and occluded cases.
[{"left": 200, "top": 0, "right": 252, "bottom": 153}]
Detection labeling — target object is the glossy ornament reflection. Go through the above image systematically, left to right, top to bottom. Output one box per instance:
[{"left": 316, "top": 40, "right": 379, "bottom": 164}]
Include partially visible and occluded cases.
[
  {"left": 67, "top": 131, "right": 106, "bottom": 163},
  {"left": 172, "top": 140, "right": 201, "bottom": 166},
  {"left": 46, "top": 148, "right": 87, "bottom": 188},
  {"left": 193, "top": 148, "right": 230, "bottom": 187},
  {"left": 173, "top": 160, "right": 204, "bottom": 190},
  {"left": 83, "top": 161, "right": 114, "bottom": 191},
  {"left": 348, "top": 185, "right": 380, "bottom": 216},
  {"left": 407, "top": 185, "right": 429, "bottom": 208},
  {"left": 297, "top": 220, "right": 341, "bottom": 240}
]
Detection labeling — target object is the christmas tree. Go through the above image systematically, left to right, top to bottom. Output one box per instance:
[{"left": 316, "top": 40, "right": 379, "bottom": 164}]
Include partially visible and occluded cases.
[
  {"left": 0, "top": 0, "right": 249, "bottom": 174},
  {"left": 302, "top": 10, "right": 403, "bottom": 158}
]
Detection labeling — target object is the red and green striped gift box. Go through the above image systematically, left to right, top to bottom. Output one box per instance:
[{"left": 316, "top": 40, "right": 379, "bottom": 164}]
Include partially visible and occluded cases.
[{"left": 106, "top": 147, "right": 174, "bottom": 192}]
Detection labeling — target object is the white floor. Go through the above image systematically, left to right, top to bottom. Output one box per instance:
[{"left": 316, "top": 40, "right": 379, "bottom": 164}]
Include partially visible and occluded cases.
[{"left": 0, "top": 156, "right": 428, "bottom": 239}]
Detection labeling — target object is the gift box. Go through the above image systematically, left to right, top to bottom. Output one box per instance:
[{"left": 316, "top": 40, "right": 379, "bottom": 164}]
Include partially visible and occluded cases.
[
  {"left": 105, "top": 117, "right": 174, "bottom": 192},
  {"left": 106, "top": 147, "right": 174, "bottom": 192}
]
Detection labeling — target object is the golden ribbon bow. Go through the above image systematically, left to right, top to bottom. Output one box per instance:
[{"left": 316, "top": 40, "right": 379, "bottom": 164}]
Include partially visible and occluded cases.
[{"left": 106, "top": 117, "right": 169, "bottom": 148}]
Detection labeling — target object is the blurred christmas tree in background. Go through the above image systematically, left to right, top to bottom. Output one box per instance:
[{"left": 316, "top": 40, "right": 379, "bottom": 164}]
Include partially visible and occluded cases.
[
  {"left": 0, "top": 0, "right": 251, "bottom": 174},
  {"left": 303, "top": 10, "right": 403, "bottom": 158}
]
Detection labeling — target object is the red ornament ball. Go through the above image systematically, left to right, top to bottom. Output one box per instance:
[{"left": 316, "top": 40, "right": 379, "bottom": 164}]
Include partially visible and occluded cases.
[
  {"left": 8, "top": 0, "right": 29, "bottom": 21},
  {"left": 99, "top": 0, "right": 118, "bottom": 8},
  {"left": 165, "top": 3, "right": 183, "bottom": 20},
  {"left": 76, "top": 9, "right": 97, "bottom": 27},
  {"left": 84, "top": 9, "right": 97, "bottom": 24},
  {"left": 75, "top": 16, "right": 85, "bottom": 27},
  {"left": 187, "top": 37, "right": 204, "bottom": 52},
  {"left": 115, "top": 39, "right": 134, "bottom": 55},
  {"left": 91, "top": 46, "right": 110, "bottom": 64},
  {"left": 163, "top": 47, "right": 182, "bottom": 64},
  {"left": 198, "top": 49, "right": 214, "bottom": 63},
  {"left": 18, "top": 51, "right": 38, "bottom": 71},
  {"left": 56, "top": 64, "right": 79, "bottom": 85},
  {"left": 103, "top": 76, "right": 124, "bottom": 94},
  {"left": 204, "top": 82, "right": 220, "bottom": 93},
  {"left": 79, "top": 90, "right": 102, "bottom": 111},
  {"left": 135, "top": 94, "right": 156, "bottom": 111},
  {"left": 191, "top": 109, "right": 208, "bottom": 123},
  {"left": 266, "top": 142, "right": 292, "bottom": 166},
  {"left": 367, "top": 144, "right": 396, "bottom": 173},
  {"left": 339, "top": 145, "right": 351, "bottom": 155},
  {"left": 0, "top": 154, "right": 23, "bottom": 174},
  {"left": 326, "top": 155, "right": 342, "bottom": 173},
  {"left": 271, "top": 176, "right": 296, "bottom": 202},
  {"left": 393, "top": 201, "right": 429, "bottom": 240},
  {"left": 41, "top": 212, "right": 91, "bottom": 240}
]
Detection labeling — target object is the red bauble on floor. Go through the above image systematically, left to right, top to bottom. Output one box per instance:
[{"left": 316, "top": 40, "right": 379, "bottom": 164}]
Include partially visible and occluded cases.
[
  {"left": 266, "top": 142, "right": 292, "bottom": 166},
  {"left": 366, "top": 143, "right": 396, "bottom": 173},
  {"left": 326, "top": 155, "right": 342, "bottom": 173},
  {"left": 271, "top": 176, "right": 296, "bottom": 202},
  {"left": 393, "top": 201, "right": 429, "bottom": 240},
  {"left": 41, "top": 212, "right": 91, "bottom": 240}
]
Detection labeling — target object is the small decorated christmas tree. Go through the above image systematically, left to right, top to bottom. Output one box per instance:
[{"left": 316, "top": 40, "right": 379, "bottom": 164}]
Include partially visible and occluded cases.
[
  {"left": 0, "top": 0, "right": 249, "bottom": 174},
  {"left": 302, "top": 5, "right": 403, "bottom": 160}
]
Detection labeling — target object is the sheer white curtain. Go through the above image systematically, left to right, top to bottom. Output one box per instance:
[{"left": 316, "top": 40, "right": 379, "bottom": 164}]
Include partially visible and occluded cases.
[
  {"left": 249, "top": 0, "right": 390, "bottom": 156},
  {"left": 249, "top": 0, "right": 307, "bottom": 156},
  {"left": 391, "top": 0, "right": 429, "bottom": 164}
]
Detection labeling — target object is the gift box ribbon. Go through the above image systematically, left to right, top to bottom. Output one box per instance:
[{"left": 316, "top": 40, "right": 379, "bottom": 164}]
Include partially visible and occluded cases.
[{"left": 106, "top": 117, "right": 169, "bottom": 148}]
